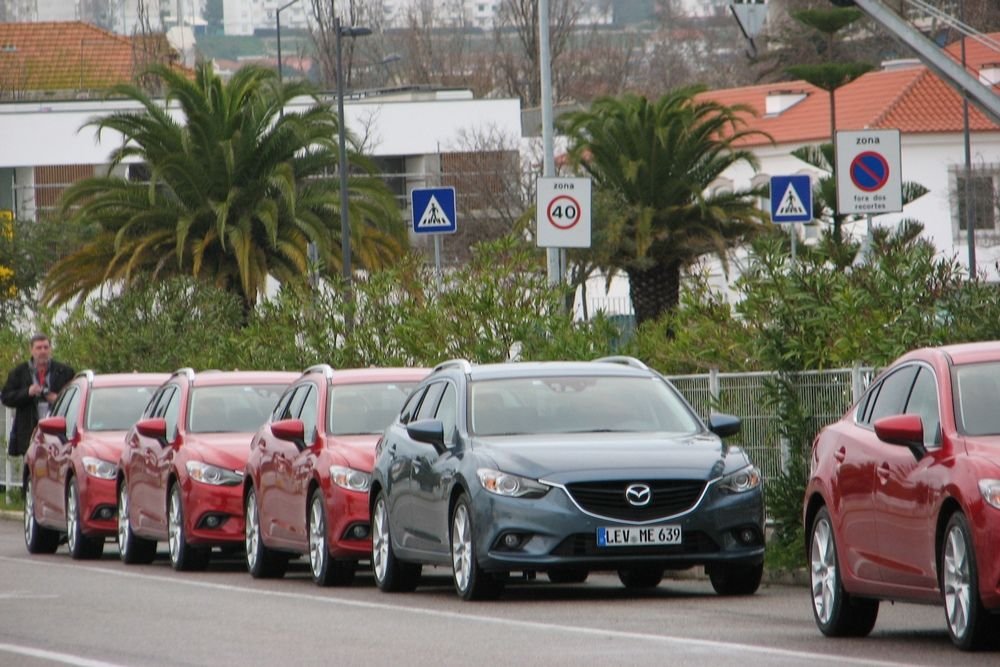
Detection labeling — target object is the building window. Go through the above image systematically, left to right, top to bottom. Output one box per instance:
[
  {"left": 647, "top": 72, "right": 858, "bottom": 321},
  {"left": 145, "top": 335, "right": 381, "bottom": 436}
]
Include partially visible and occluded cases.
[{"left": 951, "top": 165, "right": 1000, "bottom": 242}]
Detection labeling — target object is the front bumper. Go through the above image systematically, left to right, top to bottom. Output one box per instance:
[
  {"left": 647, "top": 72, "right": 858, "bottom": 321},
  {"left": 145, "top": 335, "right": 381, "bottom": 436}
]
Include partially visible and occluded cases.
[
  {"left": 185, "top": 481, "right": 245, "bottom": 546},
  {"left": 469, "top": 482, "right": 765, "bottom": 573}
]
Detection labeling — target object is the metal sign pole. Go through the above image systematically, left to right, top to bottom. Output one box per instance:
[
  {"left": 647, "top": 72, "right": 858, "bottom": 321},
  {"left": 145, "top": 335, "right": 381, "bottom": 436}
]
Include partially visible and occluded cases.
[
  {"left": 539, "top": 0, "right": 560, "bottom": 286},
  {"left": 434, "top": 235, "right": 442, "bottom": 290}
]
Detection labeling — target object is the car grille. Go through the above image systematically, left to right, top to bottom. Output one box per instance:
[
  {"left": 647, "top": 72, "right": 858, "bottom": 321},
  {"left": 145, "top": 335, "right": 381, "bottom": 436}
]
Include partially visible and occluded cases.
[
  {"left": 565, "top": 479, "right": 706, "bottom": 521},
  {"left": 551, "top": 531, "right": 719, "bottom": 557}
]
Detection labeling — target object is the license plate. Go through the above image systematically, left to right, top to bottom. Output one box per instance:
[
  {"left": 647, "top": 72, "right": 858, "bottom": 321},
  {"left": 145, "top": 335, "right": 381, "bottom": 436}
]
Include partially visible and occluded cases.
[{"left": 597, "top": 525, "right": 682, "bottom": 547}]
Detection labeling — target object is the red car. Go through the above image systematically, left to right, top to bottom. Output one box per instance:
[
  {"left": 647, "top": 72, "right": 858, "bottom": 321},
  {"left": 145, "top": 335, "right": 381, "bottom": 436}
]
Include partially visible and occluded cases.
[
  {"left": 804, "top": 341, "right": 1000, "bottom": 650},
  {"left": 244, "top": 365, "right": 427, "bottom": 585},
  {"left": 117, "top": 368, "right": 295, "bottom": 570},
  {"left": 22, "top": 371, "right": 168, "bottom": 559}
]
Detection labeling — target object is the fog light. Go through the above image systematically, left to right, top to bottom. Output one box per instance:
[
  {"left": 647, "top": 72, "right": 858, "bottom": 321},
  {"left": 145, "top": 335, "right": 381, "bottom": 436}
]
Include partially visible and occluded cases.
[
  {"left": 98, "top": 507, "right": 115, "bottom": 520},
  {"left": 204, "top": 515, "right": 222, "bottom": 528},
  {"left": 351, "top": 524, "right": 369, "bottom": 539},
  {"left": 736, "top": 526, "right": 760, "bottom": 546},
  {"left": 504, "top": 534, "right": 520, "bottom": 548}
]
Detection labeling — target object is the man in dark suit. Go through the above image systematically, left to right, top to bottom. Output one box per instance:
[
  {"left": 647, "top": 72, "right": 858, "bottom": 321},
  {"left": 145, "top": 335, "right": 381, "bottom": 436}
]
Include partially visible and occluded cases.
[{"left": 1, "top": 333, "right": 75, "bottom": 456}]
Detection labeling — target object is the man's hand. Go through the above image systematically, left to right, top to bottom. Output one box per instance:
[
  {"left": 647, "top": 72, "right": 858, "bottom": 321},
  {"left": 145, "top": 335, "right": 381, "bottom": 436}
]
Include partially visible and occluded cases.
[
  {"left": 28, "top": 382, "right": 42, "bottom": 398},
  {"left": 44, "top": 391, "right": 57, "bottom": 403}
]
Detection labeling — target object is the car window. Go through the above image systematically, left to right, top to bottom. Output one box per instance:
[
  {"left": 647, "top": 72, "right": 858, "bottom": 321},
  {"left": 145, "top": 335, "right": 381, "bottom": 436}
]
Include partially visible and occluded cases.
[
  {"left": 954, "top": 362, "right": 1000, "bottom": 435},
  {"left": 864, "top": 366, "right": 918, "bottom": 425},
  {"left": 903, "top": 367, "right": 940, "bottom": 446},
  {"left": 470, "top": 375, "right": 701, "bottom": 437},
  {"left": 329, "top": 381, "right": 419, "bottom": 435},
  {"left": 415, "top": 382, "right": 446, "bottom": 421},
  {"left": 435, "top": 383, "right": 458, "bottom": 444},
  {"left": 188, "top": 384, "right": 286, "bottom": 433},
  {"left": 298, "top": 384, "right": 319, "bottom": 442},
  {"left": 52, "top": 385, "right": 77, "bottom": 419},
  {"left": 153, "top": 385, "right": 179, "bottom": 419},
  {"left": 285, "top": 385, "right": 309, "bottom": 422},
  {"left": 86, "top": 386, "right": 159, "bottom": 431},
  {"left": 399, "top": 386, "right": 425, "bottom": 425},
  {"left": 60, "top": 387, "right": 82, "bottom": 439},
  {"left": 161, "top": 387, "right": 181, "bottom": 442},
  {"left": 271, "top": 387, "right": 296, "bottom": 422}
]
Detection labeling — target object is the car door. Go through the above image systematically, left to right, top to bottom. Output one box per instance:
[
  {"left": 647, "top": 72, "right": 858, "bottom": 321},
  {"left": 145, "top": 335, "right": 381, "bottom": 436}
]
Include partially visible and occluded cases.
[
  {"left": 835, "top": 364, "right": 919, "bottom": 583},
  {"left": 873, "top": 365, "right": 942, "bottom": 590},
  {"left": 409, "top": 381, "right": 461, "bottom": 557},
  {"left": 259, "top": 383, "right": 310, "bottom": 547},
  {"left": 285, "top": 383, "right": 321, "bottom": 549},
  {"left": 34, "top": 384, "right": 80, "bottom": 524},
  {"left": 133, "top": 384, "right": 180, "bottom": 535},
  {"left": 381, "top": 384, "right": 427, "bottom": 549}
]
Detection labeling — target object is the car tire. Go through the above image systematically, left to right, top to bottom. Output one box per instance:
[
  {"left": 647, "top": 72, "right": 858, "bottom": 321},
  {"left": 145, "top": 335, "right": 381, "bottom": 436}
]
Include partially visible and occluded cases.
[
  {"left": 24, "top": 476, "right": 60, "bottom": 554},
  {"left": 66, "top": 477, "right": 103, "bottom": 560},
  {"left": 117, "top": 482, "right": 156, "bottom": 564},
  {"left": 168, "top": 483, "right": 209, "bottom": 572},
  {"left": 244, "top": 487, "right": 288, "bottom": 579},
  {"left": 309, "top": 489, "right": 355, "bottom": 587},
  {"left": 371, "top": 491, "right": 421, "bottom": 592},
  {"left": 450, "top": 495, "right": 503, "bottom": 601},
  {"left": 809, "top": 506, "right": 878, "bottom": 637},
  {"left": 942, "top": 512, "right": 993, "bottom": 650},
  {"left": 708, "top": 562, "right": 762, "bottom": 596},
  {"left": 617, "top": 566, "right": 664, "bottom": 589},
  {"left": 547, "top": 567, "right": 589, "bottom": 584}
]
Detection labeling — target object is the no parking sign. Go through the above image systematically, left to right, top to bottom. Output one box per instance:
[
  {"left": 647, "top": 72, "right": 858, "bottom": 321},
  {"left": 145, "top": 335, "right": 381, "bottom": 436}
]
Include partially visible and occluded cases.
[{"left": 835, "top": 130, "right": 902, "bottom": 215}]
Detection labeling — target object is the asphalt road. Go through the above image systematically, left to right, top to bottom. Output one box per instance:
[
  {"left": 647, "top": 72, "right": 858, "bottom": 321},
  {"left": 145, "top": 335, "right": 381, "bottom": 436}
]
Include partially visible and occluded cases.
[{"left": 0, "top": 516, "right": 996, "bottom": 667}]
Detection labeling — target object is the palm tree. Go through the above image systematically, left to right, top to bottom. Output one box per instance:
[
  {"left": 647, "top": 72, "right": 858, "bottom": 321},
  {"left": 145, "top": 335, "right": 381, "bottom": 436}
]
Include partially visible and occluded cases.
[
  {"left": 45, "top": 62, "right": 405, "bottom": 316},
  {"left": 559, "top": 87, "right": 770, "bottom": 327}
]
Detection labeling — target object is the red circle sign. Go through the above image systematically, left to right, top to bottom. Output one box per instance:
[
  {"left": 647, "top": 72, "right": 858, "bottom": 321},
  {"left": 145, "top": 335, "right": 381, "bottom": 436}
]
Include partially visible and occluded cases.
[{"left": 546, "top": 195, "right": 581, "bottom": 230}]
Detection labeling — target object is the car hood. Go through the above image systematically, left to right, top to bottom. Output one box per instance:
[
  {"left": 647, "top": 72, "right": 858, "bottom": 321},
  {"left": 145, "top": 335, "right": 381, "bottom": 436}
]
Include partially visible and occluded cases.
[
  {"left": 80, "top": 431, "right": 128, "bottom": 463},
  {"left": 473, "top": 432, "right": 732, "bottom": 484},
  {"left": 185, "top": 433, "right": 254, "bottom": 470},
  {"left": 326, "top": 434, "right": 379, "bottom": 472},
  {"left": 962, "top": 437, "right": 1000, "bottom": 472}
]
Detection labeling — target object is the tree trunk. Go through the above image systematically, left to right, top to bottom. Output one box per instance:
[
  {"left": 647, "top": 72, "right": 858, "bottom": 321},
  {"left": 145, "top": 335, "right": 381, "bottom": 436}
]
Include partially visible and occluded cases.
[{"left": 626, "top": 260, "right": 681, "bottom": 329}]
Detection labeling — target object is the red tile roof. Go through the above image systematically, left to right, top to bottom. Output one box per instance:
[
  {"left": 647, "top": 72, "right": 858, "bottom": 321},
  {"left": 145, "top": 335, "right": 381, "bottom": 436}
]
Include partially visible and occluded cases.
[
  {"left": 0, "top": 21, "right": 181, "bottom": 98},
  {"left": 700, "top": 34, "right": 1000, "bottom": 148}
]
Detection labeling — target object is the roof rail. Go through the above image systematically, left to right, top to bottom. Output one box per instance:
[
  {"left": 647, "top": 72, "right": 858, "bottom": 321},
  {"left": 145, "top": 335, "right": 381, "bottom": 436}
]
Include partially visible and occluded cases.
[
  {"left": 592, "top": 355, "right": 650, "bottom": 371},
  {"left": 433, "top": 358, "right": 473, "bottom": 374},
  {"left": 304, "top": 364, "right": 334, "bottom": 379},
  {"left": 171, "top": 367, "right": 196, "bottom": 381},
  {"left": 74, "top": 369, "right": 95, "bottom": 384}
]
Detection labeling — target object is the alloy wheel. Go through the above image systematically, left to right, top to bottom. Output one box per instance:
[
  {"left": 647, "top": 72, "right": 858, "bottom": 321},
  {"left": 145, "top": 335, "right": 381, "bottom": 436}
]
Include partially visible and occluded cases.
[
  {"left": 24, "top": 478, "right": 34, "bottom": 546},
  {"left": 67, "top": 482, "right": 79, "bottom": 554},
  {"left": 168, "top": 487, "right": 182, "bottom": 564},
  {"left": 245, "top": 491, "right": 259, "bottom": 572},
  {"left": 309, "top": 496, "right": 326, "bottom": 579},
  {"left": 372, "top": 497, "right": 389, "bottom": 583},
  {"left": 451, "top": 503, "right": 473, "bottom": 593},
  {"left": 810, "top": 514, "right": 837, "bottom": 625},
  {"left": 943, "top": 524, "right": 971, "bottom": 639}
]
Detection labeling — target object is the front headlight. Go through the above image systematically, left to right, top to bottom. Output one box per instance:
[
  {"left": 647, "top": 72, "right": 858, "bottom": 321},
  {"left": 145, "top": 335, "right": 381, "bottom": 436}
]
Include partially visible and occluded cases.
[
  {"left": 81, "top": 456, "right": 116, "bottom": 480},
  {"left": 186, "top": 461, "right": 243, "bottom": 486},
  {"left": 330, "top": 465, "right": 371, "bottom": 492},
  {"left": 717, "top": 466, "right": 762, "bottom": 494},
  {"left": 477, "top": 468, "right": 549, "bottom": 498},
  {"left": 979, "top": 479, "right": 1000, "bottom": 510}
]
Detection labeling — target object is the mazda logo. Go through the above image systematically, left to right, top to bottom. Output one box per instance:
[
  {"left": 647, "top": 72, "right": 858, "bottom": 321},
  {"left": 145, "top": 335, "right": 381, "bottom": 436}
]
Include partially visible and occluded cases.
[{"left": 625, "top": 484, "right": 651, "bottom": 507}]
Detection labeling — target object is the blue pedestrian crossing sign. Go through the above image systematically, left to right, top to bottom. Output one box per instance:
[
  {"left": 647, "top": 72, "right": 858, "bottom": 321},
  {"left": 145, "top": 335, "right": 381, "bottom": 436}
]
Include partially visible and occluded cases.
[
  {"left": 769, "top": 175, "right": 813, "bottom": 223},
  {"left": 411, "top": 187, "right": 457, "bottom": 235}
]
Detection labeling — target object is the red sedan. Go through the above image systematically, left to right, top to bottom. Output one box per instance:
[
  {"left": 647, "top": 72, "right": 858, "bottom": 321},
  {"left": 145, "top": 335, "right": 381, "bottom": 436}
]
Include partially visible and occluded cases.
[
  {"left": 804, "top": 341, "right": 1000, "bottom": 650},
  {"left": 244, "top": 365, "right": 426, "bottom": 585},
  {"left": 117, "top": 369, "right": 295, "bottom": 570},
  {"left": 23, "top": 371, "right": 168, "bottom": 559}
]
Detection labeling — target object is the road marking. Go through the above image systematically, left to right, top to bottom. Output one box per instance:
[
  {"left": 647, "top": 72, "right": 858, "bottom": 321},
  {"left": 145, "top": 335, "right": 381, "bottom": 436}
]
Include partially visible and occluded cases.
[
  {"left": 0, "top": 557, "right": 920, "bottom": 667},
  {"left": 0, "top": 643, "right": 128, "bottom": 667}
]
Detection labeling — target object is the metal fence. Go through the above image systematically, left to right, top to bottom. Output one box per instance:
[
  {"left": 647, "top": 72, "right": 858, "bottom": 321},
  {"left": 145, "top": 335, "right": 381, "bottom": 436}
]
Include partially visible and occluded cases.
[
  {"left": 667, "top": 366, "right": 876, "bottom": 484},
  {"left": 0, "top": 367, "right": 876, "bottom": 501}
]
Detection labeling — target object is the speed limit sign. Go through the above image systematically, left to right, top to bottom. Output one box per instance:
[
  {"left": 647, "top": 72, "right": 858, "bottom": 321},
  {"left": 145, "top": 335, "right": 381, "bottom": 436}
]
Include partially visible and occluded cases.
[{"left": 536, "top": 177, "right": 591, "bottom": 248}]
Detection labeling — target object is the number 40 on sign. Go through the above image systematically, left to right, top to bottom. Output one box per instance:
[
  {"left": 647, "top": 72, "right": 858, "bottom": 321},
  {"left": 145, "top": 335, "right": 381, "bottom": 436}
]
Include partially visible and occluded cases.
[{"left": 536, "top": 177, "right": 592, "bottom": 248}]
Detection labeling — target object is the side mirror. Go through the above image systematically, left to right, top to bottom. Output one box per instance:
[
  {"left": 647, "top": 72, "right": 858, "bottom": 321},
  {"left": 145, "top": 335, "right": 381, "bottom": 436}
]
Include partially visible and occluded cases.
[
  {"left": 708, "top": 413, "right": 741, "bottom": 438},
  {"left": 874, "top": 414, "right": 927, "bottom": 460},
  {"left": 38, "top": 416, "right": 69, "bottom": 443},
  {"left": 135, "top": 417, "right": 169, "bottom": 447},
  {"left": 270, "top": 419, "right": 307, "bottom": 450},
  {"left": 406, "top": 419, "right": 447, "bottom": 453}
]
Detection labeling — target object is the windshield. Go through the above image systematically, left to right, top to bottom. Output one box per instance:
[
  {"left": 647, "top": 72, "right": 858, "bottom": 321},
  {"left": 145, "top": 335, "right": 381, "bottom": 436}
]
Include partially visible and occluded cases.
[
  {"left": 954, "top": 363, "right": 1000, "bottom": 435},
  {"left": 470, "top": 375, "right": 702, "bottom": 437},
  {"left": 329, "top": 382, "right": 418, "bottom": 435},
  {"left": 189, "top": 385, "right": 286, "bottom": 433},
  {"left": 85, "top": 386, "right": 158, "bottom": 431}
]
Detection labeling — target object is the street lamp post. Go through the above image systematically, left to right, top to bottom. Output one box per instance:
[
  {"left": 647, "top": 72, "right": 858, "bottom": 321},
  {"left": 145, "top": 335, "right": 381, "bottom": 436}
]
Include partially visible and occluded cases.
[
  {"left": 275, "top": 0, "right": 299, "bottom": 85},
  {"left": 335, "top": 16, "right": 371, "bottom": 309}
]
